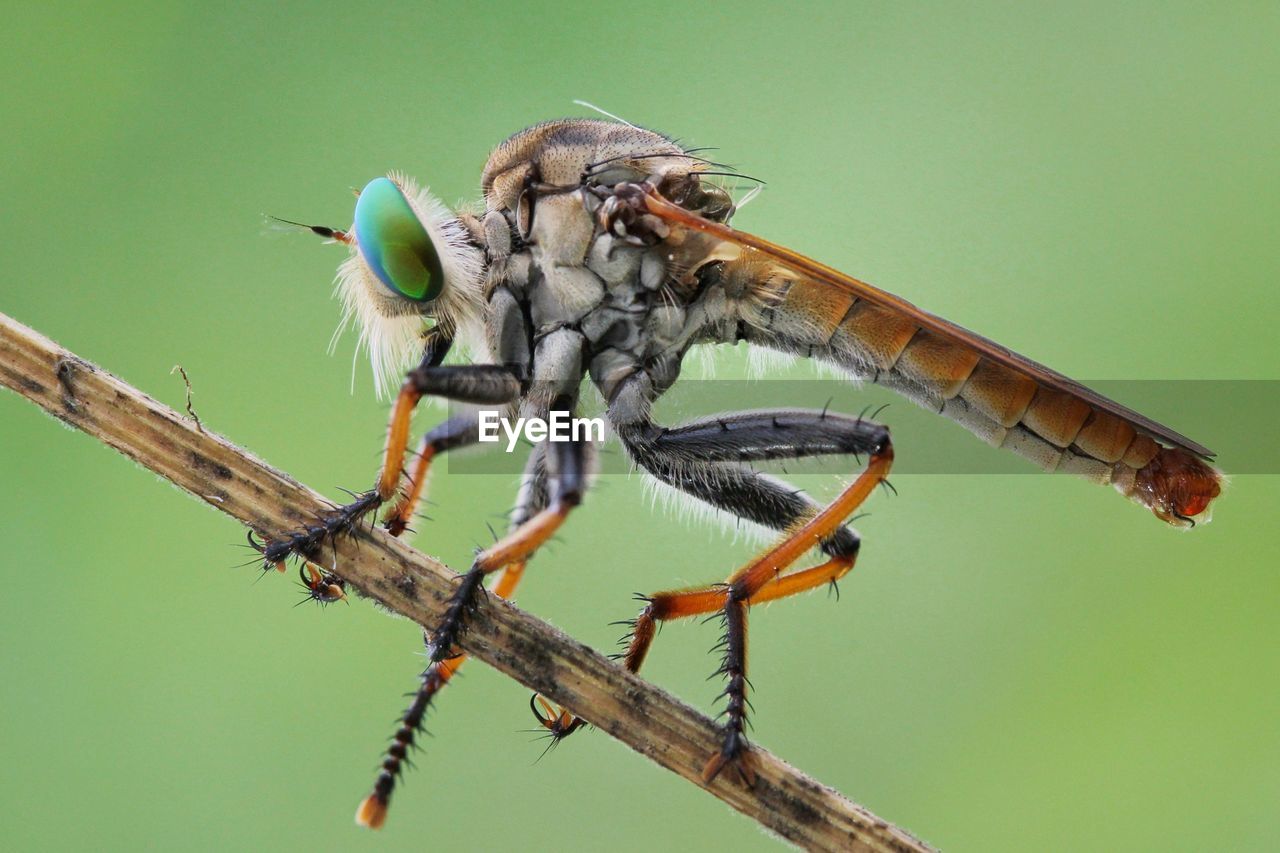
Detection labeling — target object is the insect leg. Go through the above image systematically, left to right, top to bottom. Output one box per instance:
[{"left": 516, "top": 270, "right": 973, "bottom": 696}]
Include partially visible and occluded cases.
[
  {"left": 256, "top": 345, "right": 520, "bottom": 572},
  {"left": 599, "top": 390, "right": 892, "bottom": 782},
  {"left": 534, "top": 400, "right": 891, "bottom": 780},
  {"left": 382, "top": 413, "right": 484, "bottom": 537},
  {"left": 708, "top": 430, "right": 890, "bottom": 783},
  {"left": 425, "top": 431, "right": 588, "bottom": 666},
  {"left": 356, "top": 445, "right": 551, "bottom": 829}
]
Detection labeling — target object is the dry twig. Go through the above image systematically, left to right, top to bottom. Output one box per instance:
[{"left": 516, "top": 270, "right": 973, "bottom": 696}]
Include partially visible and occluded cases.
[{"left": 0, "top": 310, "right": 932, "bottom": 853}]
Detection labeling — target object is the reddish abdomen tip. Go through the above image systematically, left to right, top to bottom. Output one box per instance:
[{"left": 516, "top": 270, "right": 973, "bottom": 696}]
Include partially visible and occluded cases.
[{"left": 1126, "top": 446, "right": 1223, "bottom": 527}]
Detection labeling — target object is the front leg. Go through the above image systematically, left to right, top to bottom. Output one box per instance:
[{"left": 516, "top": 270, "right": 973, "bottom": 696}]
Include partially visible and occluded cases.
[
  {"left": 256, "top": 346, "right": 520, "bottom": 574},
  {"left": 381, "top": 412, "right": 484, "bottom": 537}
]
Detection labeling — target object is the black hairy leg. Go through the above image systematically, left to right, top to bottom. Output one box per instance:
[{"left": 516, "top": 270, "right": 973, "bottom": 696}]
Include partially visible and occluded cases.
[
  {"left": 253, "top": 334, "right": 520, "bottom": 577},
  {"left": 539, "top": 391, "right": 893, "bottom": 784},
  {"left": 423, "top": 431, "right": 587, "bottom": 665},
  {"left": 356, "top": 433, "right": 587, "bottom": 830}
]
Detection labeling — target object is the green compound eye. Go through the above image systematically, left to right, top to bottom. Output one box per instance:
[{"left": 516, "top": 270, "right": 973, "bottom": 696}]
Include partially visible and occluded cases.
[{"left": 353, "top": 177, "right": 444, "bottom": 302}]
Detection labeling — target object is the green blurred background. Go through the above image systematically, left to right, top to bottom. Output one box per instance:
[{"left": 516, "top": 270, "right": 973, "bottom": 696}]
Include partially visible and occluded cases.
[{"left": 2, "top": 2, "right": 1276, "bottom": 850}]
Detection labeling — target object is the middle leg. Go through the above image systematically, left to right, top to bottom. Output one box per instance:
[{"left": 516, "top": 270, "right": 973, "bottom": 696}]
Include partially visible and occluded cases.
[
  {"left": 422, "top": 428, "right": 589, "bottom": 664},
  {"left": 356, "top": 443, "right": 554, "bottom": 828}
]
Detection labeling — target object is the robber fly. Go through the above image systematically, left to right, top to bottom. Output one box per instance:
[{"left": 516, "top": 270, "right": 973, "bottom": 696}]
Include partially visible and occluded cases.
[{"left": 257, "top": 118, "right": 1223, "bottom": 828}]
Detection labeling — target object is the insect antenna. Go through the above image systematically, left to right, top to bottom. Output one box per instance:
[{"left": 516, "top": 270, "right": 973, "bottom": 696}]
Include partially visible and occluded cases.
[{"left": 263, "top": 214, "right": 351, "bottom": 243}]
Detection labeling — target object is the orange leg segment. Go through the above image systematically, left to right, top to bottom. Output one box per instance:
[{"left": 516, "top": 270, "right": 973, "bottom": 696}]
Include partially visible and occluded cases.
[
  {"left": 377, "top": 382, "right": 423, "bottom": 501},
  {"left": 359, "top": 437, "right": 583, "bottom": 830},
  {"left": 383, "top": 438, "right": 434, "bottom": 537},
  {"left": 540, "top": 440, "right": 892, "bottom": 779},
  {"left": 540, "top": 440, "right": 890, "bottom": 773},
  {"left": 730, "top": 443, "right": 892, "bottom": 598},
  {"left": 476, "top": 501, "right": 577, "bottom": 573},
  {"left": 355, "top": 558, "right": 529, "bottom": 830}
]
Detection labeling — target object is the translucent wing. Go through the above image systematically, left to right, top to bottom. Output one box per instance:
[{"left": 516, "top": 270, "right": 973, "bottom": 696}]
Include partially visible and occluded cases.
[{"left": 643, "top": 189, "right": 1215, "bottom": 460}]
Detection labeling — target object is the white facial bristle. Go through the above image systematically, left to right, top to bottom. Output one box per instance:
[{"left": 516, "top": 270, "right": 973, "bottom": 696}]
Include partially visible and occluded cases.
[{"left": 332, "top": 174, "right": 484, "bottom": 397}]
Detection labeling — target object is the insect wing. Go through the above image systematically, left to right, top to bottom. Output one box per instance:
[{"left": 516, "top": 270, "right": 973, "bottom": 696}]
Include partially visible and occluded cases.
[{"left": 642, "top": 189, "right": 1214, "bottom": 460}]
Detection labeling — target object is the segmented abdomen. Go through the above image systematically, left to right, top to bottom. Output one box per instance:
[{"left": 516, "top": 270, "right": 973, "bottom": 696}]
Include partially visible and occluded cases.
[{"left": 743, "top": 274, "right": 1219, "bottom": 523}]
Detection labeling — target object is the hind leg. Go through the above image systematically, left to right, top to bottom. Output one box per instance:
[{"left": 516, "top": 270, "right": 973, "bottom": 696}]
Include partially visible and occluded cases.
[{"left": 534, "top": 396, "right": 892, "bottom": 784}]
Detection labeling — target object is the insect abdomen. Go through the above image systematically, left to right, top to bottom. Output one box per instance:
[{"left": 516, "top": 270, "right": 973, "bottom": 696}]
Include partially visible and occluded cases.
[{"left": 747, "top": 276, "right": 1221, "bottom": 525}]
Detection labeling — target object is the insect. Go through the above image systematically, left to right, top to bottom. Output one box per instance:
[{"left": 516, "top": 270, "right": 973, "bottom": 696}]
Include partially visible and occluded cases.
[{"left": 258, "top": 118, "right": 1223, "bottom": 829}]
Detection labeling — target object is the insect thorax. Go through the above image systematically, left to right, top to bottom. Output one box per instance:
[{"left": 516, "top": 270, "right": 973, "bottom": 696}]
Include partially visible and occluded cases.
[{"left": 476, "top": 119, "right": 740, "bottom": 415}]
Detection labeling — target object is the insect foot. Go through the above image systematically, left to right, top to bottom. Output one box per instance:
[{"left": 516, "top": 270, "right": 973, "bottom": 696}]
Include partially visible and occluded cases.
[
  {"left": 255, "top": 489, "right": 383, "bottom": 571},
  {"left": 298, "top": 562, "right": 347, "bottom": 606},
  {"left": 425, "top": 566, "right": 488, "bottom": 663},
  {"left": 703, "top": 596, "right": 758, "bottom": 788},
  {"left": 529, "top": 694, "right": 586, "bottom": 741},
  {"left": 702, "top": 729, "right": 758, "bottom": 788}
]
